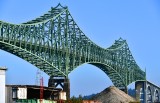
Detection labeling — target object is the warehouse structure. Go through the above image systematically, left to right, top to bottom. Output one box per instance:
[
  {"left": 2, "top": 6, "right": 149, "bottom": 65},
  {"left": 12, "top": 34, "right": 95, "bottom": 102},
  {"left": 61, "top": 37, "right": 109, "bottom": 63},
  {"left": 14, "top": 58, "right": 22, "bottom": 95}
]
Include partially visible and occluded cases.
[{"left": 5, "top": 85, "right": 64, "bottom": 103}]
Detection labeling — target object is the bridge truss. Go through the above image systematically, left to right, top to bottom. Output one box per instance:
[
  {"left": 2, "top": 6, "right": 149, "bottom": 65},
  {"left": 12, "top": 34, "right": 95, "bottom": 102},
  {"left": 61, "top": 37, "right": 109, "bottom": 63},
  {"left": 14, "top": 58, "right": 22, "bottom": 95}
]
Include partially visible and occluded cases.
[{"left": 0, "top": 4, "right": 145, "bottom": 90}]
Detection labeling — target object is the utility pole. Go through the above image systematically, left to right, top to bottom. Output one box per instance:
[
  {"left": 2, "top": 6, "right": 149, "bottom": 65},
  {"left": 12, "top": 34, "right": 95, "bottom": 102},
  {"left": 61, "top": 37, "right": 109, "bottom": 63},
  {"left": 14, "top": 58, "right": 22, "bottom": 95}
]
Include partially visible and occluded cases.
[
  {"left": 35, "top": 69, "right": 42, "bottom": 86},
  {"left": 36, "top": 69, "right": 43, "bottom": 103},
  {"left": 40, "top": 77, "right": 44, "bottom": 103}
]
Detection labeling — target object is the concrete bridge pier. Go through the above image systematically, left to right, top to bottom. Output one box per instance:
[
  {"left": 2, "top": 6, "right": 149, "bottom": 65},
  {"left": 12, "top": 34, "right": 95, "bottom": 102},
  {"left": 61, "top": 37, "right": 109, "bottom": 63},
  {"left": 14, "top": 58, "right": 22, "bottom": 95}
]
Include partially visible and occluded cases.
[
  {"left": 48, "top": 76, "right": 70, "bottom": 99},
  {"left": 135, "top": 80, "right": 160, "bottom": 103},
  {"left": 120, "top": 86, "right": 128, "bottom": 94}
]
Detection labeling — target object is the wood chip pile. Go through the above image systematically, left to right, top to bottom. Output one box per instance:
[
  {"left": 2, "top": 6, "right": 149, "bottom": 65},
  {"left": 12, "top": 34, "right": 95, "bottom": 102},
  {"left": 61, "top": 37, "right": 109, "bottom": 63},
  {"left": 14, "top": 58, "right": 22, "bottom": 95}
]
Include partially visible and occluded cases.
[{"left": 93, "top": 86, "right": 136, "bottom": 103}]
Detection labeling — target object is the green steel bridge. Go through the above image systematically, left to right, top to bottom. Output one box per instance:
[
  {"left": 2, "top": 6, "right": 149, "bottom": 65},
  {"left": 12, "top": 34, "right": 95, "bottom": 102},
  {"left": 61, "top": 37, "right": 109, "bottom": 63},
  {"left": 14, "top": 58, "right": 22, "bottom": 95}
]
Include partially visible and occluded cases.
[{"left": 0, "top": 4, "right": 145, "bottom": 95}]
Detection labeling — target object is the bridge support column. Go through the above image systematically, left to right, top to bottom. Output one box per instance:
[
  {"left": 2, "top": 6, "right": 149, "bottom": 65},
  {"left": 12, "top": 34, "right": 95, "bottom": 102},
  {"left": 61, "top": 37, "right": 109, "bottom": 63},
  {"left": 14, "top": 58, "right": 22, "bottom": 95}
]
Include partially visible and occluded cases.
[
  {"left": 48, "top": 76, "right": 70, "bottom": 99},
  {"left": 120, "top": 86, "right": 128, "bottom": 94},
  {"left": 124, "top": 86, "right": 128, "bottom": 94}
]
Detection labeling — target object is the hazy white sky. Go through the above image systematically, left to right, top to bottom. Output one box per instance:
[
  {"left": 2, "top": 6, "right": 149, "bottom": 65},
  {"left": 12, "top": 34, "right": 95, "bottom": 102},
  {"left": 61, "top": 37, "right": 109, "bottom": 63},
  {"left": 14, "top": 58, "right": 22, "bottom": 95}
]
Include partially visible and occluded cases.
[{"left": 0, "top": 0, "right": 160, "bottom": 96}]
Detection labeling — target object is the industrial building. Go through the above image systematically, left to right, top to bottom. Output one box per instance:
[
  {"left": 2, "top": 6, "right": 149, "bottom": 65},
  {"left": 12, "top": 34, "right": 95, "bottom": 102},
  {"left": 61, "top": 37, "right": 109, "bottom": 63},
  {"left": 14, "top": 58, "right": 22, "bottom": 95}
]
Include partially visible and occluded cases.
[
  {"left": 0, "top": 66, "right": 67, "bottom": 103},
  {"left": 5, "top": 85, "right": 63, "bottom": 103}
]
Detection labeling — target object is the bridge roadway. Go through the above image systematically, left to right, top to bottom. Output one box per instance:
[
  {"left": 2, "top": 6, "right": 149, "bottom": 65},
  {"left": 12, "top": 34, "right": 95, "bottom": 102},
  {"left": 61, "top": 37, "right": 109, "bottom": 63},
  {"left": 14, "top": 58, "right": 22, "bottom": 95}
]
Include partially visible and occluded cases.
[{"left": 136, "top": 80, "right": 160, "bottom": 103}]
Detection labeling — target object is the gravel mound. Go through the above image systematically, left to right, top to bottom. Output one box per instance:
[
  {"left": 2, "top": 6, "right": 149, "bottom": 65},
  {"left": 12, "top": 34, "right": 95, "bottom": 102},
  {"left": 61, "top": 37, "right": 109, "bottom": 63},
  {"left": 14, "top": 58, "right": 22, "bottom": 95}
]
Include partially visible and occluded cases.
[{"left": 93, "top": 86, "right": 136, "bottom": 103}]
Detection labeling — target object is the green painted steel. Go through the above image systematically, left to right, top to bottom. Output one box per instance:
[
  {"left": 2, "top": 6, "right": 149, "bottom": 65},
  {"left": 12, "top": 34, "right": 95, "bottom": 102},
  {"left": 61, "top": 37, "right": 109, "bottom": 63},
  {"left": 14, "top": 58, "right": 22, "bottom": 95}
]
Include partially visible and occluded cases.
[{"left": 0, "top": 4, "right": 145, "bottom": 89}]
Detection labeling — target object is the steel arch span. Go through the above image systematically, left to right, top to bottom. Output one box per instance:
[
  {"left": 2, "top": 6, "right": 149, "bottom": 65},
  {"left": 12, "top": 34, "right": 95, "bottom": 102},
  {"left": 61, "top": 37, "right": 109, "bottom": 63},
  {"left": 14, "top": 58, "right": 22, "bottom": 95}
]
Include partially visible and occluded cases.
[{"left": 0, "top": 4, "right": 145, "bottom": 89}]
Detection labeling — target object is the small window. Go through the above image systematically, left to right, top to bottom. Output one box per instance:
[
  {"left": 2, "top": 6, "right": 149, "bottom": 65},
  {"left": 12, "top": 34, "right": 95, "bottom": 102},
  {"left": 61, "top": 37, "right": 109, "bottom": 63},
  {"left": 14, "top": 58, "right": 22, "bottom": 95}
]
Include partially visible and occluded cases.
[{"left": 12, "top": 87, "right": 18, "bottom": 99}]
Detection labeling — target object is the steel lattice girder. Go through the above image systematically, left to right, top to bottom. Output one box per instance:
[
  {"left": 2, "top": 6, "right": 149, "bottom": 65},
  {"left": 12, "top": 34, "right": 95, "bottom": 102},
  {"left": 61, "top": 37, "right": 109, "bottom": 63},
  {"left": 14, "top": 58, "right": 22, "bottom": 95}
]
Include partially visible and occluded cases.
[{"left": 0, "top": 3, "right": 145, "bottom": 88}]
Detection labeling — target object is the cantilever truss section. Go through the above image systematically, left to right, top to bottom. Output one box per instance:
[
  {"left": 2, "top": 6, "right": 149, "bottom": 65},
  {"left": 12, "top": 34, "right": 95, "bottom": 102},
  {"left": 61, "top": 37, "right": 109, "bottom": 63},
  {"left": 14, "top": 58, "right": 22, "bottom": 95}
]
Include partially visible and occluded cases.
[{"left": 0, "top": 3, "right": 145, "bottom": 88}]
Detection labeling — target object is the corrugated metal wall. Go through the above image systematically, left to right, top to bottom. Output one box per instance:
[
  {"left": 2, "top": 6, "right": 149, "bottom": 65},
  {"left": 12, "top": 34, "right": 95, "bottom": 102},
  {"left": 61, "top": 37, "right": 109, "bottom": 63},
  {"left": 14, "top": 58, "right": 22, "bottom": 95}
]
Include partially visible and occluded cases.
[
  {"left": 5, "top": 86, "right": 13, "bottom": 103},
  {"left": 16, "top": 99, "right": 57, "bottom": 103}
]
